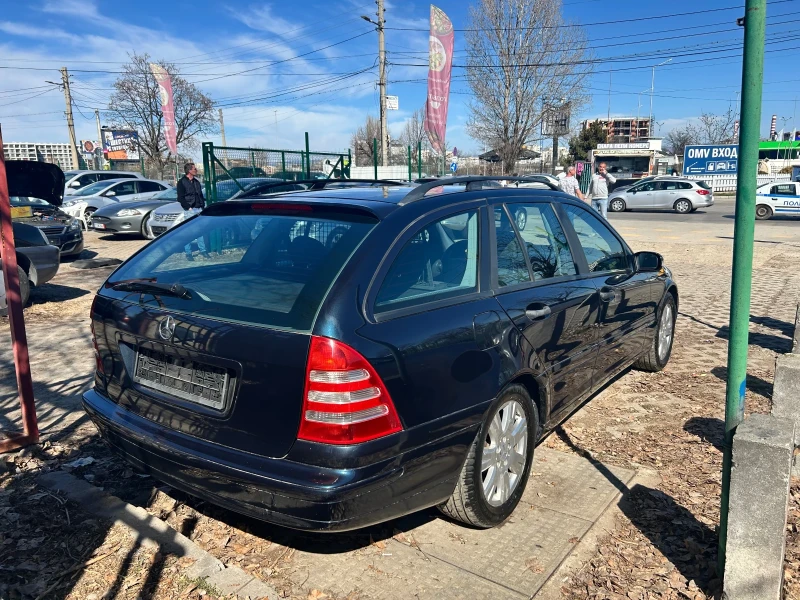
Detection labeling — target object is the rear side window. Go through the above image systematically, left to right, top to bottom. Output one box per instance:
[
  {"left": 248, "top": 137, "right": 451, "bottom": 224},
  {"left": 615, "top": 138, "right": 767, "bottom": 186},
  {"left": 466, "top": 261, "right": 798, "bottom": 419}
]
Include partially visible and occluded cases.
[
  {"left": 138, "top": 181, "right": 163, "bottom": 193},
  {"left": 696, "top": 181, "right": 712, "bottom": 190},
  {"left": 772, "top": 184, "right": 796, "bottom": 195},
  {"left": 506, "top": 203, "right": 576, "bottom": 280},
  {"left": 563, "top": 205, "right": 627, "bottom": 273},
  {"left": 494, "top": 207, "right": 530, "bottom": 287},
  {"left": 106, "top": 209, "right": 376, "bottom": 331},
  {"left": 375, "top": 210, "right": 479, "bottom": 313}
]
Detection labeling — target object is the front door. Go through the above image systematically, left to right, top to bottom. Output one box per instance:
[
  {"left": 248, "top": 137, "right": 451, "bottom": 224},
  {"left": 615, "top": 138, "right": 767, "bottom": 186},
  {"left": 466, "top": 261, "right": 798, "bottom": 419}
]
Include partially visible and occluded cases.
[
  {"left": 626, "top": 180, "right": 658, "bottom": 208},
  {"left": 491, "top": 201, "right": 599, "bottom": 420},
  {"left": 559, "top": 204, "right": 656, "bottom": 388}
]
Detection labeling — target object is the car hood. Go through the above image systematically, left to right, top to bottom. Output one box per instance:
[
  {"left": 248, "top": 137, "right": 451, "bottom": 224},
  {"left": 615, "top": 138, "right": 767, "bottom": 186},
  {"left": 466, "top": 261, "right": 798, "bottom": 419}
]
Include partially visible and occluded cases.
[
  {"left": 94, "top": 198, "right": 172, "bottom": 216},
  {"left": 152, "top": 202, "right": 184, "bottom": 215},
  {"left": 12, "top": 204, "right": 74, "bottom": 227}
]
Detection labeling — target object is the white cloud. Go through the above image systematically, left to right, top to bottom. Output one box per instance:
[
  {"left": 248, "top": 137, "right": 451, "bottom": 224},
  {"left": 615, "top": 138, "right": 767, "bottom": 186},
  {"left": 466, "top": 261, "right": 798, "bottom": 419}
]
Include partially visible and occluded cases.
[{"left": 226, "top": 4, "right": 301, "bottom": 37}]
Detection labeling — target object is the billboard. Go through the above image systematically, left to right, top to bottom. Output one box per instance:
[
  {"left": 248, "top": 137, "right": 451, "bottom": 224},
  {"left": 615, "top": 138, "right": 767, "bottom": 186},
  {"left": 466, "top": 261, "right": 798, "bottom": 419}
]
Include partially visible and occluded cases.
[
  {"left": 542, "top": 104, "right": 571, "bottom": 136},
  {"left": 102, "top": 130, "right": 140, "bottom": 160},
  {"left": 682, "top": 144, "right": 738, "bottom": 176}
]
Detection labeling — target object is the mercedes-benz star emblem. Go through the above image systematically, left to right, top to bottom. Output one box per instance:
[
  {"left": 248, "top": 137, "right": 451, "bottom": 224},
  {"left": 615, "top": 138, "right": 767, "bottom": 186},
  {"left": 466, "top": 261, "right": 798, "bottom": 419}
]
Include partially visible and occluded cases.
[{"left": 158, "top": 316, "right": 176, "bottom": 341}]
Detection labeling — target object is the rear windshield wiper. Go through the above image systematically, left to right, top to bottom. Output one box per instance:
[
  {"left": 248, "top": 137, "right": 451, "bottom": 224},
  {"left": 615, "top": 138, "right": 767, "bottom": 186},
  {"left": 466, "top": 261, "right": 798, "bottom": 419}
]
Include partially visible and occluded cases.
[{"left": 110, "top": 279, "right": 192, "bottom": 299}]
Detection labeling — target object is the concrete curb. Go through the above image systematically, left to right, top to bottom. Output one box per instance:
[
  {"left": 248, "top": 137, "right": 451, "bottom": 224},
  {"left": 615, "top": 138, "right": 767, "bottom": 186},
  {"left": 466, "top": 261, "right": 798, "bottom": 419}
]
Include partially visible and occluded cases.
[{"left": 37, "top": 471, "right": 279, "bottom": 600}]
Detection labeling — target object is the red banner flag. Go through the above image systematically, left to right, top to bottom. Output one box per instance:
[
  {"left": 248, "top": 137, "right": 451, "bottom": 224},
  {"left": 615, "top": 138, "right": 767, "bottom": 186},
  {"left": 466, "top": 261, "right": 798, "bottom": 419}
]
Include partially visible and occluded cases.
[
  {"left": 424, "top": 5, "right": 454, "bottom": 156},
  {"left": 150, "top": 64, "right": 178, "bottom": 156}
]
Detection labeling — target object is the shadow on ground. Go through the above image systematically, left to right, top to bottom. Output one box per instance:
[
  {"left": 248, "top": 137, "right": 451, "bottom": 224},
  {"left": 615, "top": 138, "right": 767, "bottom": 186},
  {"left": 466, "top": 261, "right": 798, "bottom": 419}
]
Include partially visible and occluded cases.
[
  {"left": 679, "top": 311, "right": 793, "bottom": 353},
  {"left": 683, "top": 416, "right": 724, "bottom": 453},
  {"left": 555, "top": 427, "right": 721, "bottom": 597}
]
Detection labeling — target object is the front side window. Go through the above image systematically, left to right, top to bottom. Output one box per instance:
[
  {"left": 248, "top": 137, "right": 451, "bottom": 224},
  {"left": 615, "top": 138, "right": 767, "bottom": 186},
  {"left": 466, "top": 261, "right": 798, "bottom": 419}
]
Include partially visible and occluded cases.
[
  {"left": 77, "top": 174, "right": 99, "bottom": 187},
  {"left": 111, "top": 181, "right": 137, "bottom": 196},
  {"left": 634, "top": 181, "right": 658, "bottom": 192},
  {"left": 507, "top": 203, "right": 576, "bottom": 280},
  {"left": 563, "top": 205, "right": 627, "bottom": 273},
  {"left": 106, "top": 209, "right": 376, "bottom": 331},
  {"left": 375, "top": 210, "right": 479, "bottom": 313}
]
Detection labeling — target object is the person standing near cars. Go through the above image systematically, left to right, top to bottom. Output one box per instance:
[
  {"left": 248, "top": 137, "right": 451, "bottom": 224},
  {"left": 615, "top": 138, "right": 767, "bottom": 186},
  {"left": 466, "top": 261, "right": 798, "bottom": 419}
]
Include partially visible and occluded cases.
[
  {"left": 177, "top": 162, "right": 207, "bottom": 259},
  {"left": 587, "top": 162, "right": 616, "bottom": 219},
  {"left": 560, "top": 166, "right": 584, "bottom": 201}
]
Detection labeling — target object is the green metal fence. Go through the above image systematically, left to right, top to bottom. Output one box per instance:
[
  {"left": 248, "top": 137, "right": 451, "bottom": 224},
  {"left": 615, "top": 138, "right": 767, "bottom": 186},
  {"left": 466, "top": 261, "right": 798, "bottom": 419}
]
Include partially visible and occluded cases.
[{"left": 202, "top": 135, "right": 351, "bottom": 203}]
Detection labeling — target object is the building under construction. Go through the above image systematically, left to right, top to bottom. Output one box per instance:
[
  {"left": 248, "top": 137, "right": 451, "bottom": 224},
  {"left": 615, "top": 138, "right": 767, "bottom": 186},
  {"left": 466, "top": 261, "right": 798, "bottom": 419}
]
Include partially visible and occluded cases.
[{"left": 582, "top": 117, "right": 652, "bottom": 144}]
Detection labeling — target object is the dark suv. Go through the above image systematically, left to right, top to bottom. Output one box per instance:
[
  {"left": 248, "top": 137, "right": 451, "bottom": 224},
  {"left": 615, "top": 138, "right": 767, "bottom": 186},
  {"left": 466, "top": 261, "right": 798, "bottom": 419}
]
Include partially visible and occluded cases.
[{"left": 83, "top": 177, "right": 677, "bottom": 531}]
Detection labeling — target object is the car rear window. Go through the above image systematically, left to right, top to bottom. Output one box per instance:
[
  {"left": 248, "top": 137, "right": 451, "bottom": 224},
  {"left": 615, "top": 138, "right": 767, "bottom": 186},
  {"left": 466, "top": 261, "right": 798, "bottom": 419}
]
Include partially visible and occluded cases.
[
  {"left": 696, "top": 181, "right": 712, "bottom": 190},
  {"left": 105, "top": 208, "right": 377, "bottom": 331}
]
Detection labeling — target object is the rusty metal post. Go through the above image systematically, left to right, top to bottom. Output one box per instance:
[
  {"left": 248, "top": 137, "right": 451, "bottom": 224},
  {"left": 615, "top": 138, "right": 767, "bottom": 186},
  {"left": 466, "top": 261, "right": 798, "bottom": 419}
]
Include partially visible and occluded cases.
[{"left": 0, "top": 126, "right": 39, "bottom": 453}]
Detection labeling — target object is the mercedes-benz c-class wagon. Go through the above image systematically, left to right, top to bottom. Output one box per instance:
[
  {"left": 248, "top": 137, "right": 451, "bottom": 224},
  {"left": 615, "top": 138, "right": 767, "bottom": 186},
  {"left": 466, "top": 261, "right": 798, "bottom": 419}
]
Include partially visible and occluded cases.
[{"left": 83, "top": 176, "right": 678, "bottom": 531}]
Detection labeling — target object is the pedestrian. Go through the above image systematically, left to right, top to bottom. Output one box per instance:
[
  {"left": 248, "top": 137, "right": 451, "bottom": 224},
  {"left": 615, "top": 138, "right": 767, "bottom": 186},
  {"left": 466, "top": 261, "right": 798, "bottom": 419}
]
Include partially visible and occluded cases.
[
  {"left": 177, "top": 162, "right": 208, "bottom": 260},
  {"left": 587, "top": 162, "right": 616, "bottom": 219},
  {"left": 560, "top": 166, "right": 585, "bottom": 201}
]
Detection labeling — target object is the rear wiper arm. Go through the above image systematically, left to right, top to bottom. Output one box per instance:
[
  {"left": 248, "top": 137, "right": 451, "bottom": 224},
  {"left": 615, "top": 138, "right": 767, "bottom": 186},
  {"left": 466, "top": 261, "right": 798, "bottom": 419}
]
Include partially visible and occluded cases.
[{"left": 111, "top": 279, "right": 192, "bottom": 299}]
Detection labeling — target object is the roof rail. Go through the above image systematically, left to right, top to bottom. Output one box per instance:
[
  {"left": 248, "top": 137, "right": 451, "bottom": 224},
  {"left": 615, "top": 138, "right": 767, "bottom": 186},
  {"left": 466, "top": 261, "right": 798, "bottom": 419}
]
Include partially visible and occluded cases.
[
  {"left": 399, "top": 175, "right": 561, "bottom": 205},
  {"left": 238, "top": 178, "right": 405, "bottom": 198},
  {"left": 305, "top": 178, "right": 405, "bottom": 189}
]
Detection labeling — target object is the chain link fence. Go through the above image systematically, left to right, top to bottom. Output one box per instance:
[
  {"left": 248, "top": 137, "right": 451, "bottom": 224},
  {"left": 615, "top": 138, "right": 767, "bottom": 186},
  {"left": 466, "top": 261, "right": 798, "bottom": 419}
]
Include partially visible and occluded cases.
[{"left": 202, "top": 140, "right": 351, "bottom": 203}]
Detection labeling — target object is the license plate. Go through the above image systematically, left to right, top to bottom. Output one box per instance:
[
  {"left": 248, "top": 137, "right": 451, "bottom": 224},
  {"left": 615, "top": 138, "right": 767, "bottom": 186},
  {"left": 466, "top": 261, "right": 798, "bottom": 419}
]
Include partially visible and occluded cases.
[
  {"left": 93, "top": 223, "right": 106, "bottom": 229},
  {"left": 133, "top": 347, "right": 229, "bottom": 410}
]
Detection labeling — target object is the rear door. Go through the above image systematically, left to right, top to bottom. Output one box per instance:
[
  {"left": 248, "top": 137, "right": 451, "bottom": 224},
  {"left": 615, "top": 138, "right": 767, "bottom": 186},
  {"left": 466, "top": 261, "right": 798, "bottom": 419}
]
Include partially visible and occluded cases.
[
  {"left": 107, "top": 180, "right": 139, "bottom": 202},
  {"left": 653, "top": 180, "right": 680, "bottom": 208},
  {"left": 491, "top": 200, "right": 599, "bottom": 419},
  {"left": 94, "top": 204, "right": 379, "bottom": 458},
  {"left": 559, "top": 204, "right": 656, "bottom": 386}
]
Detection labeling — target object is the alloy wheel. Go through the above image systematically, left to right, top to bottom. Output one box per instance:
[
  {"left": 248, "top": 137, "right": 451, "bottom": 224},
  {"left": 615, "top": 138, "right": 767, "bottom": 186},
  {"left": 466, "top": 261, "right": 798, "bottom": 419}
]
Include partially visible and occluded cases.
[
  {"left": 610, "top": 199, "right": 625, "bottom": 212},
  {"left": 675, "top": 200, "right": 691, "bottom": 214},
  {"left": 515, "top": 209, "right": 527, "bottom": 231},
  {"left": 658, "top": 303, "right": 675, "bottom": 362},
  {"left": 481, "top": 400, "right": 528, "bottom": 507}
]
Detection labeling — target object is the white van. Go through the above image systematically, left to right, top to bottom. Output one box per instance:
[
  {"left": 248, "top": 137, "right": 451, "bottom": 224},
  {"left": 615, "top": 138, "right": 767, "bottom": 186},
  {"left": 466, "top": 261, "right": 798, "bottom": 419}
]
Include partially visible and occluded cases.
[{"left": 63, "top": 170, "right": 144, "bottom": 195}]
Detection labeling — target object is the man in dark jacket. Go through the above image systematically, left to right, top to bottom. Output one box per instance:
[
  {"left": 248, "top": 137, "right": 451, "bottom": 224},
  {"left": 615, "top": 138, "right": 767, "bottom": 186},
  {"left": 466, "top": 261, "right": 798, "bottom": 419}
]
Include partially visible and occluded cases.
[
  {"left": 177, "top": 162, "right": 207, "bottom": 259},
  {"left": 177, "top": 162, "right": 204, "bottom": 210}
]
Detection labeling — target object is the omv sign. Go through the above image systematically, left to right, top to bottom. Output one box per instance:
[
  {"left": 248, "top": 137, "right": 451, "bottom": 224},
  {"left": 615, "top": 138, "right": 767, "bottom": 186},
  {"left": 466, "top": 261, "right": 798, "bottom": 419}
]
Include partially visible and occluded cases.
[{"left": 682, "top": 145, "right": 739, "bottom": 176}]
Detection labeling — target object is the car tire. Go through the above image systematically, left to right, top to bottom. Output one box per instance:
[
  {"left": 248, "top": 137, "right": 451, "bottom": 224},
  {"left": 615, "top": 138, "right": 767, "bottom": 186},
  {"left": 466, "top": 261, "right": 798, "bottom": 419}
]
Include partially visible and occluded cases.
[
  {"left": 609, "top": 198, "right": 626, "bottom": 213},
  {"left": 674, "top": 199, "right": 692, "bottom": 214},
  {"left": 755, "top": 204, "right": 773, "bottom": 220},
  {"left": 515, "top": 209, "right": 527, "bottom": 231},
  {"left": 141, "top": 212, "right": 155, "bottom": 239},
  {"left": 0, "top": 267, "right": 30, "bottom": 317},
  {"left": 634, "top": 292, "right": 676, "bottom": 373},
  {"left": 439, "top": 384, "right": 537, "bottom": 528}
]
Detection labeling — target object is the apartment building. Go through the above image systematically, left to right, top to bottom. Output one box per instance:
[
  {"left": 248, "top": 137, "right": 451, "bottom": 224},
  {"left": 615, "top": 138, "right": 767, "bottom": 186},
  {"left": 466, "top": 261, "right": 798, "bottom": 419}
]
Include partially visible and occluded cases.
[{"left": 2, "top": 142, "right": 76, "bottom": 170}]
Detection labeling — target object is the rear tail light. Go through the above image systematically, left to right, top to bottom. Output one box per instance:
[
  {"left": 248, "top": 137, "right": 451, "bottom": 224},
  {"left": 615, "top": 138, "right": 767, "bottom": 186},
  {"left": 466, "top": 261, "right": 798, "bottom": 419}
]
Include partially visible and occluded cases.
[
  {"left": 696, "top": 189, "right": 710, "bottom": 195},
  {"left": 299, "top": 336, "right": 402, "bottom": 444}
]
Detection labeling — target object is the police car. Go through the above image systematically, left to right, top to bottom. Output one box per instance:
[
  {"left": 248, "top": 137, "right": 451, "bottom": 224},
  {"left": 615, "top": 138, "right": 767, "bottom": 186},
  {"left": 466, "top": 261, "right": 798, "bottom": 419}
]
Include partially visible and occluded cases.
[{"left": 755, "top": 181, "right": 800, "bottom": 220}]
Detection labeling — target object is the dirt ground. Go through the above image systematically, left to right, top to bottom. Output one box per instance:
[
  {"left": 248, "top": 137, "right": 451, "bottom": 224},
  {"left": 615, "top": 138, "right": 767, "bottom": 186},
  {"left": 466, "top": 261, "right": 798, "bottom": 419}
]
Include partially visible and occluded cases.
[{"left": 2, "top": 231, "right": 800, "bottom": 599}]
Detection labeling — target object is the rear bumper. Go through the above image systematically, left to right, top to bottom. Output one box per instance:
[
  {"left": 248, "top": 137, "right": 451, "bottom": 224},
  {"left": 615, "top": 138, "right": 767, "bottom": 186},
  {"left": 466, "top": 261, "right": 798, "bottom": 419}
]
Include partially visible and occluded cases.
[
  {"left": 18, "top": 245, "right": 60, "bottom": 286},
  {"left": 82, "top": 388, "right": 479, "bottom": 531}
]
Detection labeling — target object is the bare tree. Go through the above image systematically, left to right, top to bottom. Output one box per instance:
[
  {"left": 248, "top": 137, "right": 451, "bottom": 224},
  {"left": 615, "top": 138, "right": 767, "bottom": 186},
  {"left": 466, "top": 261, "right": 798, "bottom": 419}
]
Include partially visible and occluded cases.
[
  {"left": 465, "top": 0, "right": 592, "bottom": 174},
  {"left": 107, "top": 53, "right": 217, "bottom": 178},
  {"left": 697, "top": 107, "right": 737, "bottom": 144},
  {"left": 398, "top": 108, "right": 429, "bottom": 163},
  {"left": 351, "top": 115, "right": 381, "bottom": 166},
  {"left": 663, "top": 125, "right": 698, "bottom": 156}
]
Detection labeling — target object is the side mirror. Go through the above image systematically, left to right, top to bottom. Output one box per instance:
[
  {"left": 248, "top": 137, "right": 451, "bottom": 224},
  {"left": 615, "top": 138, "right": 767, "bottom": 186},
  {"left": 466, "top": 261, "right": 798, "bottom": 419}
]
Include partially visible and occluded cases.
[
  {"left": 69, "top": 180, "right": 81, "bottom": 188},
  {"left": 105, "top": 191, "right": 116, "bottom": 197},
  {"left": 635, "top": 251, "right": 663, "bottom": 272}
]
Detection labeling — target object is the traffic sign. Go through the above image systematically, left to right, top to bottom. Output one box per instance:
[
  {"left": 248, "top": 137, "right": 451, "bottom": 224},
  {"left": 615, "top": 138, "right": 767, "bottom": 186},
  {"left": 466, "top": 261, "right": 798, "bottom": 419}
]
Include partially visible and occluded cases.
[
  {"left": 682, "top": 144, "right": 739, "bottom": 175},
  {"left": 450, "top": 162, "right": 457, "bottom": 172}
]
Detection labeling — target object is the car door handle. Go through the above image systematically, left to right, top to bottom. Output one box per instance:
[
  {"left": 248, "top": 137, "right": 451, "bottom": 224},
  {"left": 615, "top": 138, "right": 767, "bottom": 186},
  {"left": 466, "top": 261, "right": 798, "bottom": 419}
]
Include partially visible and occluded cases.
[
  {"left": 599, "top": 287, "right": 620, "bottom": 302},
  {"left": 525, "top": 304, "right": 551, "bottom": 320}
]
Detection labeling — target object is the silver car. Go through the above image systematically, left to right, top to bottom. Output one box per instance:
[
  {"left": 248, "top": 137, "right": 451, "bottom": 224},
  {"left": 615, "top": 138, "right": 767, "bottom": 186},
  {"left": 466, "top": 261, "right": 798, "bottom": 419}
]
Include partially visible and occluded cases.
[{"left": 608, "top": 177, "right": 714, "bottom": 214}]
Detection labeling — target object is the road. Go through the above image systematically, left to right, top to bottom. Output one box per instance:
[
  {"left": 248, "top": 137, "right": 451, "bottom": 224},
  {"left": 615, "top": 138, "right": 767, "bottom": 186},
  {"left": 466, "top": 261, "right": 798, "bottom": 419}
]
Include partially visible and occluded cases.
[{"left": 606, "top": 197, "right": 800, "bottom": 245}]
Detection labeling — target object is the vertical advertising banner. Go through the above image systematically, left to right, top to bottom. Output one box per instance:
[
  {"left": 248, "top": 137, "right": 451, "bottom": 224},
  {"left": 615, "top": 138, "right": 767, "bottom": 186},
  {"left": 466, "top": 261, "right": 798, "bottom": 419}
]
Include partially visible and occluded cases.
[
  {"left": 424, "top": 5, "right": 454, "bottom": 156},
  {"left": 150, "top": 64, "right": 178, "bottom": 155}
]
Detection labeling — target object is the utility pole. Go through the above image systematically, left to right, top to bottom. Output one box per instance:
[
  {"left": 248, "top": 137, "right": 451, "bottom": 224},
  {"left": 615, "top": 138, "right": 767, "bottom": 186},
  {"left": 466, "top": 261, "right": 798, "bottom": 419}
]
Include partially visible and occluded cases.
[
  {"left": 362, "top": 0, "right": 388, "bottom": 168},
  {"left": 718, "top": 0, "right": 766, "bottom": 578},
  {"left": 60, "top": 68, "right": 80, "bottom": 171},
  {"left": 218, "top": 108, "right": 229, "bottom": 167},
  {"left": 94, "top": 110, "right": 103, "bottom": 170},
  {"left": 551, "top": 134, "right": 558, "bottom": 176}
]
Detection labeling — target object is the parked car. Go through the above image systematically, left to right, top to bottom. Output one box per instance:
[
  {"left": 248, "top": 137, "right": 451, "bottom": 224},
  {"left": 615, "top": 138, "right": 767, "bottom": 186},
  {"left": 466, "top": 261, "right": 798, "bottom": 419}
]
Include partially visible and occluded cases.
[
  {"left": 216, "top": 166, "right": 268, "bottom": 180},
  {"left": 63, "top": 170, "right": 144, "bottom": 195},
  {"left": 272, "top": 170, "right": 328, "bottom": 181},
  {"left": 514, "top": 173, "right": 562, "bottom": 190},
  {"left": 84, "top": 176, "right": 678, "bottom": 532},
  {"left": 607, "top": 178, "right": 714, "bottom": 213},
  {"left": 61, "top": 179, "right": 172, "bottom": 228},
  {"left": 754, "top": 180, "right": 800, "bottom": 220},
  {"left": 90, "top": 186, "right": 180, "bottom": 239},
  {"left": 11, "top": 196, "right": 84, "bottom": 257},
  {"left": 0, "top": 222, "right": 61, "bottom": 316}
]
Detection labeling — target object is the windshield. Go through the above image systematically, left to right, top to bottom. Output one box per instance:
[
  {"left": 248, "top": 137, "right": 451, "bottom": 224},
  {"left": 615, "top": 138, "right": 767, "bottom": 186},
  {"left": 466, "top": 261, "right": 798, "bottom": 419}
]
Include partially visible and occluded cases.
[
  {"left": 73, "top": 181, "right": 113, "bottom": 197},
  {"left": 153, "top": 187, "right": 178, "bottom": 200},
  {"left": 11, "top": 196, "right": 52, "bottom": 206},
  {"left": 106, "top": 208, "right": 377, "bottom": 331}
]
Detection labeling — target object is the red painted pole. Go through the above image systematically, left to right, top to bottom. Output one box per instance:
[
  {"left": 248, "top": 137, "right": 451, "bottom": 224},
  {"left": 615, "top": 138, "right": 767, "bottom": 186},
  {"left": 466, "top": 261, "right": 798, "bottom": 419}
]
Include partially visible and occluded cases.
[{"left": 0, "top": 125, "right": 39, "bottom": 452}]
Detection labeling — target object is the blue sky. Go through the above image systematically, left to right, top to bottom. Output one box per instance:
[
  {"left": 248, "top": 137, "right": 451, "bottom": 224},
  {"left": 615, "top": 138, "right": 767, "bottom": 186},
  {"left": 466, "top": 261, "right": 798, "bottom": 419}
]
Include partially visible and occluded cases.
[{"left": 0, "top": 0, "right": 799, "bottom": 158}]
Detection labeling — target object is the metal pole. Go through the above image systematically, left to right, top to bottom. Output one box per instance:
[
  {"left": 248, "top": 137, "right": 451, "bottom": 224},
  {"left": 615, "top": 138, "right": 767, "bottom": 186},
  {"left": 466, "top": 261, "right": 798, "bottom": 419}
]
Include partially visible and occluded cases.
[
  {"left": 377, "top": 0, "right": 388, "bottom": 167},
  {"left": 718, "top": 0, "right": 766, "bottom": 577},
  {"left": 649, "top": 58, "right": 672, "bottom": 138},
  {"left": 60, "top": 68, "right": 80, "bottom": 171},
  {"left": 218, "top": 108, "right": 228, "bottom": 168},
  {"left": 94, "top": 110, "right": 104, "bottom": 170},
  {"left": 0, "top": 126, "right": 39, "bottom": 452},
  {"left": 305, "top": 132, "right": 311, "bottom": 179},
  {"left": 552, "top": 133, "right": 558, "bottom": 176},
  {"left": 373, "top": 138, "right": 378, "bottom": 180},
  {"left": 417, "top": 141, "right": 422, "bottom": 178},
  {"left": 202, "top": 142, "right": 212, "bottom": 202},
  {"left": 408, "top": 145, "right": 412, "bottom": 181}
]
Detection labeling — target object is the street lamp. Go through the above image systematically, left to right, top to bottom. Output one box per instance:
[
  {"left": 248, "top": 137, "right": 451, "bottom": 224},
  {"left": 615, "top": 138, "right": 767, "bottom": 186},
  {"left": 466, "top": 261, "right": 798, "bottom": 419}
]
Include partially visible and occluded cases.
[
  {"left": 649, "top": 58, "right": 672, "bottom": 137},
  {"left": 636, "top": 88, "right": 650, "bottom": 141}
]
